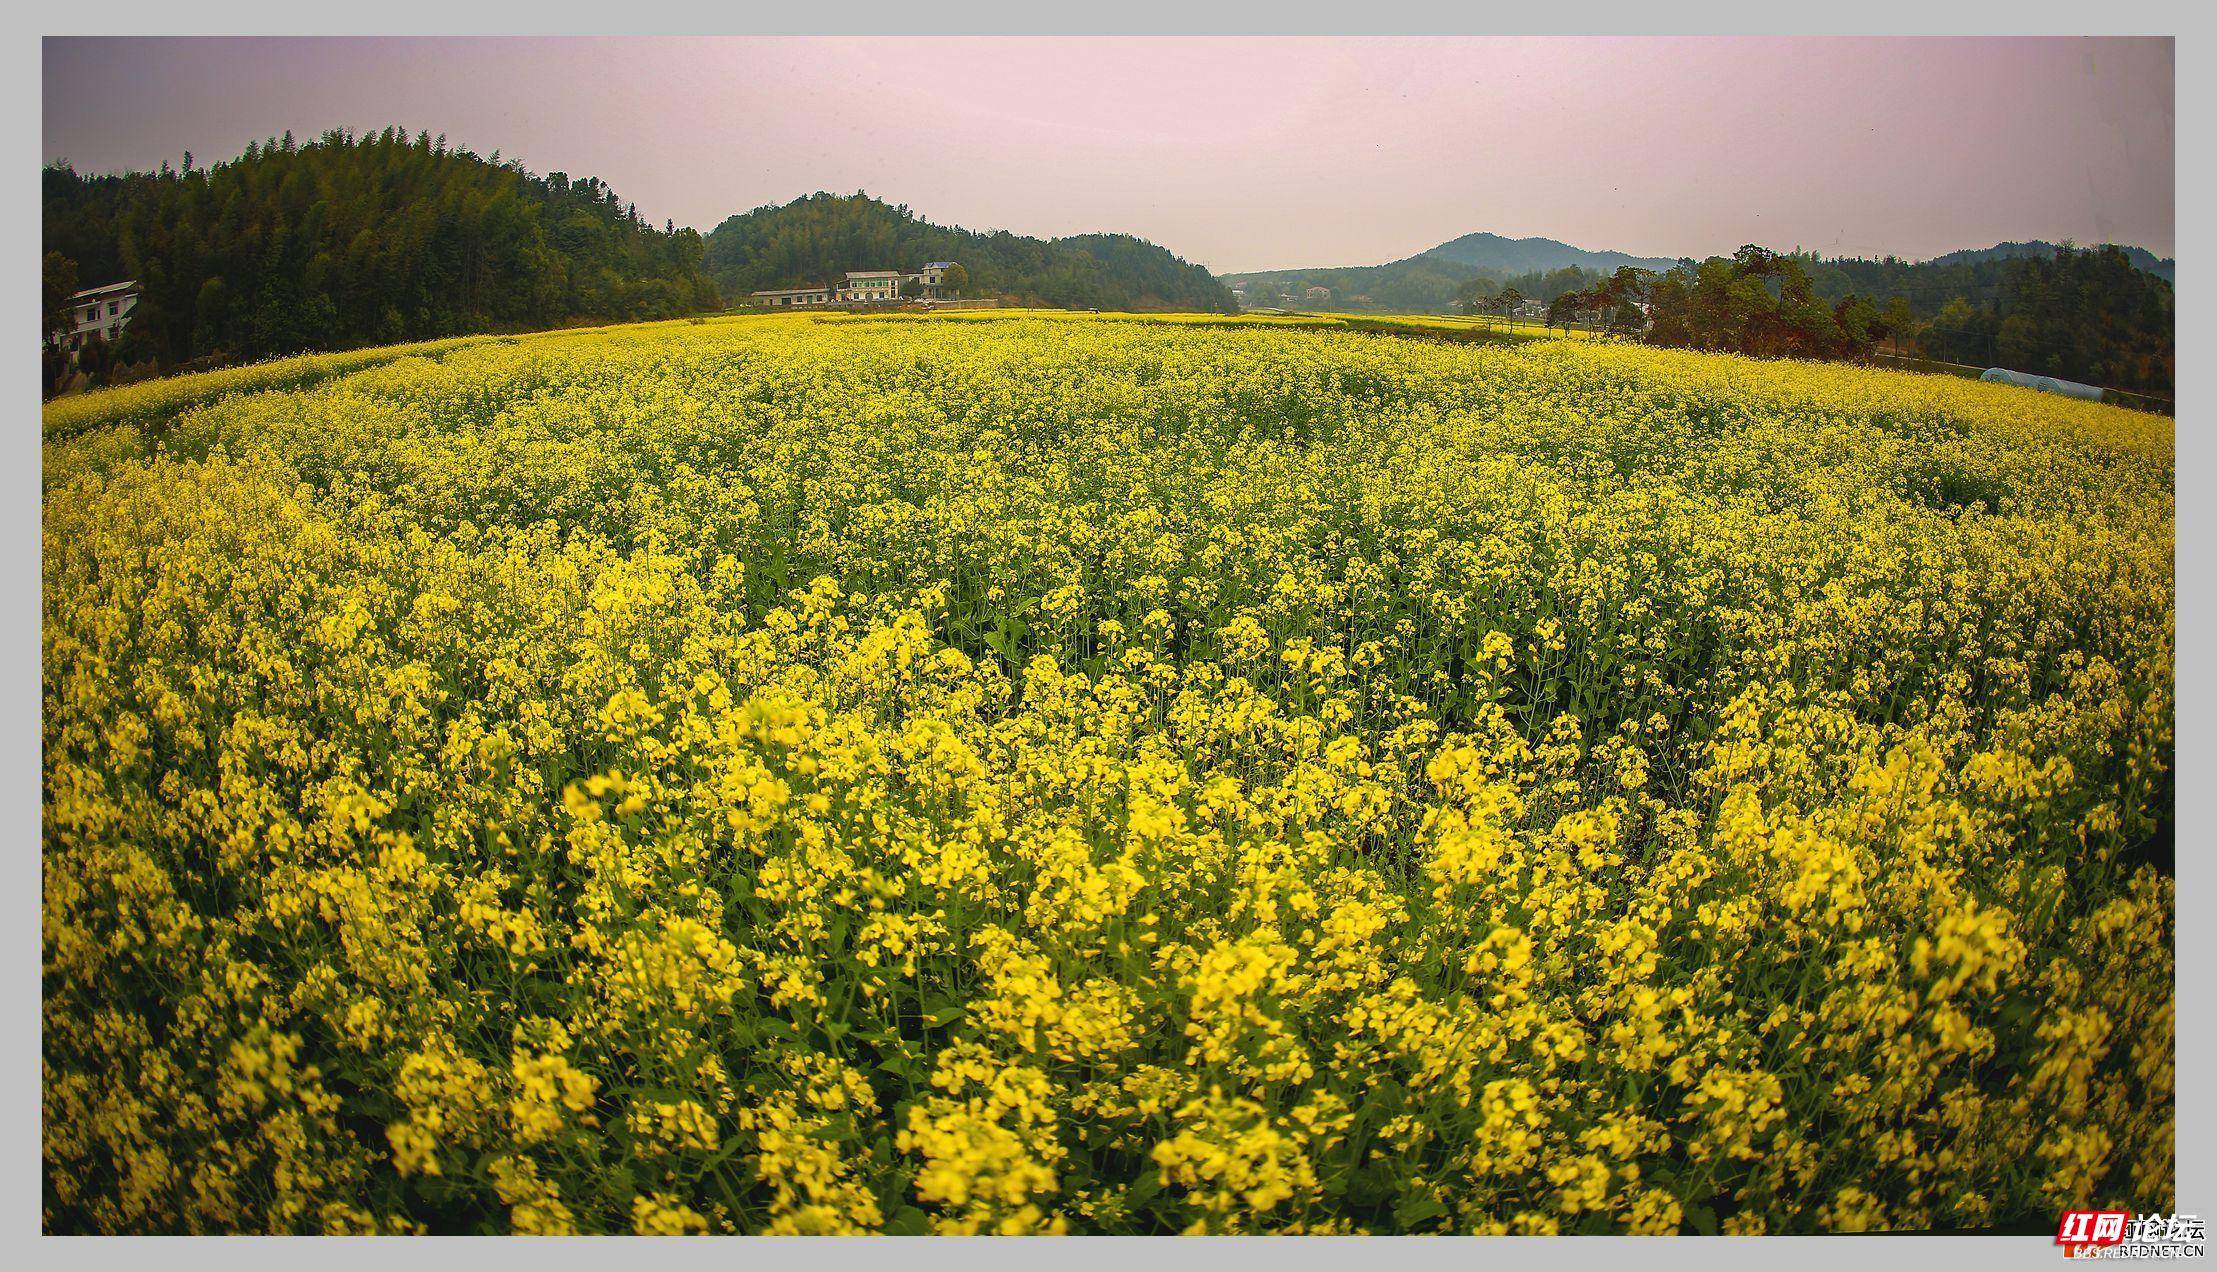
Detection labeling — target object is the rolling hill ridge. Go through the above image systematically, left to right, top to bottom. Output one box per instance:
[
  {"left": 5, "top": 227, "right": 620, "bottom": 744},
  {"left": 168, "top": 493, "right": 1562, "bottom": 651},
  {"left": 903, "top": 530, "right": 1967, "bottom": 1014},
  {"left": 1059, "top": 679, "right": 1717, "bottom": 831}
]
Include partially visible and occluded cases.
[
  {"left": 702, "top": 193, "right": 1236, "bottom": 313},
  {"left": 1218, "top": 230, "right": 1680, "bottom": 313}
]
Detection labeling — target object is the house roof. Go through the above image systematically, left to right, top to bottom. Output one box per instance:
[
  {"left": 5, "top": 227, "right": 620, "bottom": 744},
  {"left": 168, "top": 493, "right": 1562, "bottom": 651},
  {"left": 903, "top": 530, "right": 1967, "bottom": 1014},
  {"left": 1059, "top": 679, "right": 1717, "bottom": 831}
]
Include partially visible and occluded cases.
[
  {"left": 923, "top": 261, "right": 958, "bottom": 269},
  {"left": 844, "top": 270, "right": 901, "bottom": 280},
  {"left": 72, "top": 280, "right": 139, "bottom": 300},
  {"left": 751, "top": 286, "right": 830, "bottom": 296}
]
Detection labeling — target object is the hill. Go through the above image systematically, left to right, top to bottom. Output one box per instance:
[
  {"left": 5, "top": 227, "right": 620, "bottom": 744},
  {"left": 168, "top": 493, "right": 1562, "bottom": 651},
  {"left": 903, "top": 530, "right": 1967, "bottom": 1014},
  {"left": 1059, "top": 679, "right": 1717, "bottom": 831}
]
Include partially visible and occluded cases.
[
  {"left": 42, "top": 127, "right": 720, "bottom": 380},
  {"left": 702, "top": 193, "right": 1235, "bottom": 313},
  {"left": 1220, "top": 230, "right": 1677, "bottom": 313},
  {"left": 1420, "top": 230, "right": 1678, "bottom": 276},
  {"left": 1927, "top": 239, "right": 2173, "bottom": 281},
  {"left": 1800, "top": 241, "right": 2175, "bottom": 329},
  {"left": 1217, "top": 255, "right": 1483, "bottom": 313}
]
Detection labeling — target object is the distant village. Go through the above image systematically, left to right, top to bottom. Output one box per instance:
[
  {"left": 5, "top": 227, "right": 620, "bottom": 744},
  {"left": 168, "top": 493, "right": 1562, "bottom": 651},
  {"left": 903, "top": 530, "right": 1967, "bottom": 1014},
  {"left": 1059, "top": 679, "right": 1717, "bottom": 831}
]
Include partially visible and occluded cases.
[
  {"left": 750, "top": 261, "right": 988, "bottom": 308},
  {"left": 1228, "top": 283, "right": 1336, "bottom": 309}
]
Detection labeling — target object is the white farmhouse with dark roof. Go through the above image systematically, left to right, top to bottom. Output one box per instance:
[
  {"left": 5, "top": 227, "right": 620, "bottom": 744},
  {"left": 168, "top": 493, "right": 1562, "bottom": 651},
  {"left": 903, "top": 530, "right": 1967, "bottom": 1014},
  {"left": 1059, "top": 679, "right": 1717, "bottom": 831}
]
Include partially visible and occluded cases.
[{"left": 53, "top": 280, "right": 140, "bottom": 350}]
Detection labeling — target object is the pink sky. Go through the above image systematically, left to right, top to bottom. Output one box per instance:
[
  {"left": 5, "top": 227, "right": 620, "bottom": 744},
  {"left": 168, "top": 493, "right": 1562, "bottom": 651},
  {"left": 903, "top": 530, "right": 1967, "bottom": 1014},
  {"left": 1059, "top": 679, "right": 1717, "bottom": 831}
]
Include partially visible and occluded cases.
[{"left": 43, "top": 36, "right": 2174, "bottom": 273}]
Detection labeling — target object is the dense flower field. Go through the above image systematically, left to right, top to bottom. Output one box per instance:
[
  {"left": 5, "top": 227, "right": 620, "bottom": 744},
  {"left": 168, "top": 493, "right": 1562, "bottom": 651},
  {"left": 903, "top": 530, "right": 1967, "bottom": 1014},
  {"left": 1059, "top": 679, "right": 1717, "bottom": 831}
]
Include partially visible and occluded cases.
[{"left": 43, "top": 315, "right": 2174, "bottom": 1234}]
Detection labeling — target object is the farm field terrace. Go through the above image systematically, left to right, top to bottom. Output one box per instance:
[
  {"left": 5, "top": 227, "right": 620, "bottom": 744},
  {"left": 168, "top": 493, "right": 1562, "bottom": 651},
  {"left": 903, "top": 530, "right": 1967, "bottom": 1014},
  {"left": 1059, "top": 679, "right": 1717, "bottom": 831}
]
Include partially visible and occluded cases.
[{"left": 42, "top": 313, "right": 2174, "bottom": 1234}]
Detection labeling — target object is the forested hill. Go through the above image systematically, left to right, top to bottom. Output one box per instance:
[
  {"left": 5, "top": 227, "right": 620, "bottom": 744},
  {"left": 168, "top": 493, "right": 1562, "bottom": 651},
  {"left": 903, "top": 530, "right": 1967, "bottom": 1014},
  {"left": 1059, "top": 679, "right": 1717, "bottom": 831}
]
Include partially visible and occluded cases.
[
  {"left": 43, "top": 128, "right": 721, "bottom": 368},
  {"left": 703, "top": 193, "right": 1236, "bottom": 313},
  {"left": 1221, "top": 230, "right": 1677, "bottom": 313},
  {"left": 1420, "top": 231, "right": 1677, "bottom": 275},
  {"left": 1925, "top": 240, "right": 2174, "bottom": 282},
  {"left": 1799, "top": 243, "right": 2174, "bottom": 317}
]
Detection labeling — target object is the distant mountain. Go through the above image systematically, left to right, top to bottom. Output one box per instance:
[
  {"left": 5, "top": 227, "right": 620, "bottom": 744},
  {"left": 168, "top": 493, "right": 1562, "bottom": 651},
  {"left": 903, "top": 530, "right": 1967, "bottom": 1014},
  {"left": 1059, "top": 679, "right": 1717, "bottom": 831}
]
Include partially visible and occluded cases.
[
  {"left": 703, "top": 193, "right": 1235, "bottom": 313},
  {"left": 1218, "top": 230, "right": 1679, "bottom": 313},
  {"left": 1420, "top": 231, "right": 1678, "bottom": 276},
  {"left": 1925, "top": 240, "right": 2173, "bottom": 282},
  {"left": 1217, "top": 255, "right": 1482, "bottom": 313}
]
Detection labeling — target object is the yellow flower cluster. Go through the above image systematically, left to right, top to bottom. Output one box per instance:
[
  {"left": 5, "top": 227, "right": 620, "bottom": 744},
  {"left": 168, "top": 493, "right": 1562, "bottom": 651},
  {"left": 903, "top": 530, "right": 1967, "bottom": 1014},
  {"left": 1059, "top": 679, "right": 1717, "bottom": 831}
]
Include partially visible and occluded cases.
[{"left": 42, "top": 314, "right": 2172, "bottom": 1233}]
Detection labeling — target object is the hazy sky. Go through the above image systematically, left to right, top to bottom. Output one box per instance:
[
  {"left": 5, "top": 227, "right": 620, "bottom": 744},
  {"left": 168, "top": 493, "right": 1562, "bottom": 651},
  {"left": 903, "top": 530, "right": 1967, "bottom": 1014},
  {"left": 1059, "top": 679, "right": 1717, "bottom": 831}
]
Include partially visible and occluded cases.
[{"left": 43, "top": 36, "right": 2174, "bottom": 274}]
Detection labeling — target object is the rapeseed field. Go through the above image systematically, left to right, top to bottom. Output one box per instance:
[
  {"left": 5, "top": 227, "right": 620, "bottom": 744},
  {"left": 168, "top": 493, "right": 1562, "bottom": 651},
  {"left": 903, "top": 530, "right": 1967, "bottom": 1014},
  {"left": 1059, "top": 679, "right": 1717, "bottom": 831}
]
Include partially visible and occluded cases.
[{"left": 41, "top": 314, "right": 2174, "bottom": 1234}]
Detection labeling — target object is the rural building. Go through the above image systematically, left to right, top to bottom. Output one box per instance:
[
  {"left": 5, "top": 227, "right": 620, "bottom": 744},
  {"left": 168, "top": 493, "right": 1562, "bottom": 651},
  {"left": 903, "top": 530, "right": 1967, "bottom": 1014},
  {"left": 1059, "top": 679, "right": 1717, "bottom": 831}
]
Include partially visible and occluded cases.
[
  {"left": 751, "top": 262, "right": 965, "bottom": 307},
  {"left": 840, "top": 270, "right": 904, "bottom": 303},
  {"left": 54, "top": 280, "right": 140, "bottom": 350},
  {"left": 750, "top": 285, "right": 835, "bottom": 307},
  {"left": 1305, "top": 285, "right": 1332, "bottom": 303}
]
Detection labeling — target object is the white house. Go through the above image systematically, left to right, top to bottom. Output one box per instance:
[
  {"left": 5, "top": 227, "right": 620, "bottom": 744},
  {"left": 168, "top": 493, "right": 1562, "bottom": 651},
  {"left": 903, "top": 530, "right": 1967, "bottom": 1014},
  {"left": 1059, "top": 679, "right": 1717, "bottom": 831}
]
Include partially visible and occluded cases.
[
  {"left": 840, "top": 270, "right": 903, "bottom": 303},
  {"left": 55, "top": 280, "right": 139, "bottom": 350},
  {"left": 751, "top": 285, "right": 834, "bottom": 307}
]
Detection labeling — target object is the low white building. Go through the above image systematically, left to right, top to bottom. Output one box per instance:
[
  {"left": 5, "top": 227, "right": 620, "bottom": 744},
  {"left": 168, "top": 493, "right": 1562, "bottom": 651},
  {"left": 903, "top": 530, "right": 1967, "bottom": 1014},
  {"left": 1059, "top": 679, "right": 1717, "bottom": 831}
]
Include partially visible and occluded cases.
[{"left": 750, "top": 285, "right": 834, "bottom": 307}]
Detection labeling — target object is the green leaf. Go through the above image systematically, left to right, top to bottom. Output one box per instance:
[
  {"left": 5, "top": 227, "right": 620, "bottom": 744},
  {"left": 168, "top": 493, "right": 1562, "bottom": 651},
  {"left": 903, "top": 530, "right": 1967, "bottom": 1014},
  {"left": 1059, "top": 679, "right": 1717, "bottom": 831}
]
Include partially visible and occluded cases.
[
  {"left": 1126, "top": 1171, "right": 1162, "bottom": 1207},
  {"left": 1394, "top": 1193, "right": 1449, "bottom": 1228},
  {"left": 882, "top": 1206, "right": 932, "bottom": 1236}
]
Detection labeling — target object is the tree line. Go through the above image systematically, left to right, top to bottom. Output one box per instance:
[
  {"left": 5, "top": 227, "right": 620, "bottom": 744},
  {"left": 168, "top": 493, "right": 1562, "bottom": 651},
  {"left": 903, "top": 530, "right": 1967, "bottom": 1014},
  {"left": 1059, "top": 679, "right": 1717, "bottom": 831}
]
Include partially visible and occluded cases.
[
  {"left": 44, "top": 127, "right": 721, "bottom": 392},
  {"left": 1502, "top": 244, "right": 2171, "bottom": 398},
  {"left": 1911, "top": 248, "right": 2174, "bottom": 396},
  {"left": 1453, "top": 265, "right": 1608, "bottom": 312}
]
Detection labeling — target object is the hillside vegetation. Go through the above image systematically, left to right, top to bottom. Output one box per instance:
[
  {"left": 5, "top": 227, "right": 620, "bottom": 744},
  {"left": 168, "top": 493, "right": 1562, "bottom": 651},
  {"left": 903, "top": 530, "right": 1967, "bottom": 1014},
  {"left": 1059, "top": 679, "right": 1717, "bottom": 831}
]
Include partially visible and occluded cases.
[
  {"left": 42, "top": 128, "right": 720, "bottom": 373},
  {"left": 704, "top": 193, "right": 1235, "bottom": 313},
  {"left": 1925, "top": 240, "right": 2173, "bottom": 282},
  {"left": 1541, "top": 244, "right": 2175, "bottom": 399},
  {"left": 44, "top": 313, "right": 2172, "bottom": 1235}
]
